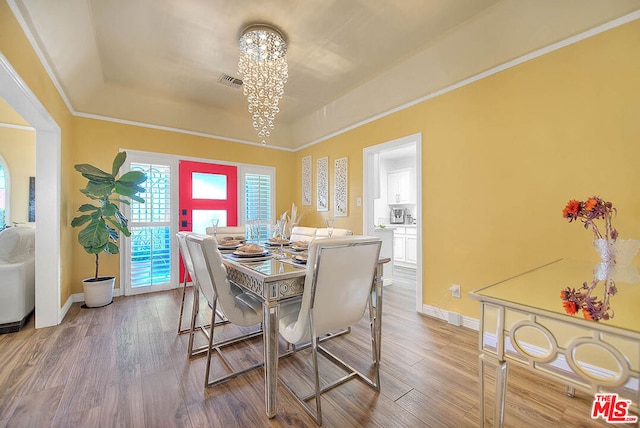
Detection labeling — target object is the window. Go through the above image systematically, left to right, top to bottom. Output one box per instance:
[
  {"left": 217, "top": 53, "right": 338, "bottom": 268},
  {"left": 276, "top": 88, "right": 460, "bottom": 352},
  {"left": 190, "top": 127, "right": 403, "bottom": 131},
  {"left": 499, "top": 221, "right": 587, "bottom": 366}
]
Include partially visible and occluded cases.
[{"left": 245, "top": 172, "right": 272, "bottom": 241}]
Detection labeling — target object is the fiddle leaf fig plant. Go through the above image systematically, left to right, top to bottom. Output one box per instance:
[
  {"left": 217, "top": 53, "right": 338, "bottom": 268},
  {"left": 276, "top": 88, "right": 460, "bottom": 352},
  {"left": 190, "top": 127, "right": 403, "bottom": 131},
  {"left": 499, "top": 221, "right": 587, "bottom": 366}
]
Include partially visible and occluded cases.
[{"left": 71, "top": 151, "right": 147, "bottom": 280}]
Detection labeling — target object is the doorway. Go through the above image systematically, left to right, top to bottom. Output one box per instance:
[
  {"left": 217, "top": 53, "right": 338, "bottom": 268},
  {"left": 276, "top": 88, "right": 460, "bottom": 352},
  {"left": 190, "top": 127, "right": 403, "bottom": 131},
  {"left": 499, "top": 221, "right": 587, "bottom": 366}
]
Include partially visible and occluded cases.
[
  {"left": 0, "top": 53, "right": 61, "bottom": 328},
  {"left": 363, "top": 133, "right": 423, "bottom": 312}
]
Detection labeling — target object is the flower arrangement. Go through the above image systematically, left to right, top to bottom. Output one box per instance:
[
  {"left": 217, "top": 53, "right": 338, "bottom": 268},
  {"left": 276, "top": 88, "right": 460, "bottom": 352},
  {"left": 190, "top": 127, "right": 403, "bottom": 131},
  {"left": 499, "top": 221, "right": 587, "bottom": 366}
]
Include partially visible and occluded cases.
[
  {"left": 561, "top": 196, "right": 620, "bottom": 322},
  {"left": 562, "top": 196, "right": 617, "bottom": 241},
  {"left": 560, "top": 279, "right": 616, "bottom": 322}
]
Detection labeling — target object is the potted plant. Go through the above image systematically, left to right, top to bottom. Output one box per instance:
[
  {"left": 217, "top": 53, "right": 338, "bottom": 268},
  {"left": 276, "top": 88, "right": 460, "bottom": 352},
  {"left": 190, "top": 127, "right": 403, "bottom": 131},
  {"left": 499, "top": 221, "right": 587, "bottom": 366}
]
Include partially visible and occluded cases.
[{"left": 71, "top": 151, "right": 146, "bottom": 307}]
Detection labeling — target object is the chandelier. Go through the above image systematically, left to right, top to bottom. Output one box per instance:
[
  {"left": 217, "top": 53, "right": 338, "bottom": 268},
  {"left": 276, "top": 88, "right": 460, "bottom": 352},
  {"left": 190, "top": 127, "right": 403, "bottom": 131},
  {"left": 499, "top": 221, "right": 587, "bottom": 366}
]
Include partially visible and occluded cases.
[{"left": 238, "top": 24, "right": 288, "bottom": 145}]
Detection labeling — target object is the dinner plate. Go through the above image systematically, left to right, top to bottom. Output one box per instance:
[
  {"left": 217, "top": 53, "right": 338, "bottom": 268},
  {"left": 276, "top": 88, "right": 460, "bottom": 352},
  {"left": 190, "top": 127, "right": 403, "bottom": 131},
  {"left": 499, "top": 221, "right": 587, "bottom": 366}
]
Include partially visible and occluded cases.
[
  {"left": 218, "top": 242, "right": 242, "bottom": 250},
  {"left": 290, "top": 245, "right": 308, "bottom": 252},
  {"left": 232, "top": 250, "right": 270, "bottom": 257},
  {"left": 292, "top": 255, "right": 308, "bottom": 264}
]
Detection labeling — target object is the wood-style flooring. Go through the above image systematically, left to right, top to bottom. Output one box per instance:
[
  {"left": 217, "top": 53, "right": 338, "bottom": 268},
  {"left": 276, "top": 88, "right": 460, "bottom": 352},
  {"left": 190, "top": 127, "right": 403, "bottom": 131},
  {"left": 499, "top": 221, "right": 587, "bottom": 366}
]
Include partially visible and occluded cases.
[{"left": 0, "top": 282, "right": 635, "bottom": 427}]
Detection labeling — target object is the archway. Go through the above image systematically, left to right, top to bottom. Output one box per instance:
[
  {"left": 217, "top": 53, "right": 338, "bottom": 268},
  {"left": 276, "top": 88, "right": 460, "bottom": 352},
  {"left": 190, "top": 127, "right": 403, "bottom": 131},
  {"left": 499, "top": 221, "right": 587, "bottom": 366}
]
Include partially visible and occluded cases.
[{"left": 0, "top": 53, "right": 61, "bottom": 327}]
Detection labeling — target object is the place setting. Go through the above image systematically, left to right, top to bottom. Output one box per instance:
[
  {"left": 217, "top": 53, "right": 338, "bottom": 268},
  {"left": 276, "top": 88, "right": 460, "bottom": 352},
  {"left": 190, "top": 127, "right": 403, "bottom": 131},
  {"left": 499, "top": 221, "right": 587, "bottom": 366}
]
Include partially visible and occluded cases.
[{"left": 227, "top": 243, "right": 273, "bottom": 262}]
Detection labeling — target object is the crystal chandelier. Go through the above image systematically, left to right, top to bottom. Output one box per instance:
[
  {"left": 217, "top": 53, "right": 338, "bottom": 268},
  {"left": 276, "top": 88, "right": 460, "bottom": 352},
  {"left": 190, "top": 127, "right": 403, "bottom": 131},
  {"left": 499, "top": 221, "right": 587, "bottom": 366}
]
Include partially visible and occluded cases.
[{"left": 238, "top": 24, "right": 288, "bottom": 145}]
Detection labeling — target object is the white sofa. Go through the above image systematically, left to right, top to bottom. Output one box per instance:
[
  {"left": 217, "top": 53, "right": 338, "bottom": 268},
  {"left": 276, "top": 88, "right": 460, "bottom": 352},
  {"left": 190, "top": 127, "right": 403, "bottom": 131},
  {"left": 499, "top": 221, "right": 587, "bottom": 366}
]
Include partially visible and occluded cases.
[
  {"left": 205, "top": 226, "right": 246, "bottom": 241},
  {"left": 290, "top": 226, "right": 353, "bottom": 242},
  {"left": 0, "top": 227, "right": 36, "bottom": 333}
]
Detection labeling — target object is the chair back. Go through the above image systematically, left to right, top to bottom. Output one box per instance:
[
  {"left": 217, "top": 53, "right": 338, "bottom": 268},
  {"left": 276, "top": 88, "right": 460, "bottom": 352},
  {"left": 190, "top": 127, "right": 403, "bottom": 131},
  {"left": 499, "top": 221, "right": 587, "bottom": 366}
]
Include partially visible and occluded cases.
[
  {"left": 289, "top": 226, "right": 317, "bottom": 242},
  {"left": 315, "top": 228, "right": 353, "bottom": 239},
  {"left": 176, "top": 231, "right": 196, "bottom": 278},
  {"left": 186, "top": 233, "right": 260, "bottom": 327},
  {"left": 285, "top": 237, "right": 381, "bottom": 343}
]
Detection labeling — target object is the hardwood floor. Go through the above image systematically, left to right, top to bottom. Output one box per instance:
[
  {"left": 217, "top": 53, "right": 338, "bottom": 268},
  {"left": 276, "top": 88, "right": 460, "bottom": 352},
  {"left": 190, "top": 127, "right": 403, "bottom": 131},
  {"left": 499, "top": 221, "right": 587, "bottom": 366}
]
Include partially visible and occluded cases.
[{"left": 0, "top": 284, "right": 635, "bottom": 427}]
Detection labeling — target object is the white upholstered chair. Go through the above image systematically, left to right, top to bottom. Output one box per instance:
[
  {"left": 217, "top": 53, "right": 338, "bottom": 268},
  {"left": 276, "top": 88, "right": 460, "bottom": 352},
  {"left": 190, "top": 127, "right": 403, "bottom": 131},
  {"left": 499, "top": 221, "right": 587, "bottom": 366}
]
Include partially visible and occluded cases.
[
  {"left": 175, "top": 232, "right": 232, "bottom": 337},
  {"left": 185, "top": 233, "right": 265, "bottom": 387},
  {"left": 278, "top": 236, "right": 382, "bottom": 424}
]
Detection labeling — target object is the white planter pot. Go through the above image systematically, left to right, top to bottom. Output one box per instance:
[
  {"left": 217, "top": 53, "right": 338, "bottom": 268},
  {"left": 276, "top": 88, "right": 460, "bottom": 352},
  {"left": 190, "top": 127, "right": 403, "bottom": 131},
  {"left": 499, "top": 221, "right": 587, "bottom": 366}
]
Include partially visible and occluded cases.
[{"left": 82, "top": 277, "right": 115, "bottom": 308}]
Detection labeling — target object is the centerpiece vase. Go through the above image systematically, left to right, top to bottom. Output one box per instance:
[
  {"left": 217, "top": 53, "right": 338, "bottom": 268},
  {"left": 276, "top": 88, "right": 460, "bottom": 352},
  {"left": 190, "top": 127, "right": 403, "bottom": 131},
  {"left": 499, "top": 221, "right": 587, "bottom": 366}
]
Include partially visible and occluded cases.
[{"left": 594, "top": 238, "right": 640, "bottom": 266}]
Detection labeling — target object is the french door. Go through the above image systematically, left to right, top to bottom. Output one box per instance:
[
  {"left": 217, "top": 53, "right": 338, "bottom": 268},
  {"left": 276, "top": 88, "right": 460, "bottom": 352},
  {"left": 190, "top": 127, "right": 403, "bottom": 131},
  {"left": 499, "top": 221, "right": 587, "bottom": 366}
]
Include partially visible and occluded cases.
[{"left": 122, "top": 154, "right": 177, "bottom": 295}]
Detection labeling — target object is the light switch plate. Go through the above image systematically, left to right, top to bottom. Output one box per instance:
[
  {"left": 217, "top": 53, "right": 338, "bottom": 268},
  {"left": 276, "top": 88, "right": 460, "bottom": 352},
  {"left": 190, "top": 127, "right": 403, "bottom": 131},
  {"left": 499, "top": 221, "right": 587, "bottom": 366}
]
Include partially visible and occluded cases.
[{"left": 356, "top": 197, "right": 362, "bottom": 207}]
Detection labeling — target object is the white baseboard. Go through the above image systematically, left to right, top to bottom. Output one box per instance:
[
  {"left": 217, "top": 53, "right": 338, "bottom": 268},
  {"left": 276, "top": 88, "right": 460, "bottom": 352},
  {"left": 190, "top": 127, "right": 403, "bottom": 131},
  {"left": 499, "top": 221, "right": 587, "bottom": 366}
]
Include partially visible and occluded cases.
[
  {"left": 58, "top": 288, "right": 124, "bottom": 323},
  {"left": 422, "top": 304, "right": 480, "bottom": 331}
]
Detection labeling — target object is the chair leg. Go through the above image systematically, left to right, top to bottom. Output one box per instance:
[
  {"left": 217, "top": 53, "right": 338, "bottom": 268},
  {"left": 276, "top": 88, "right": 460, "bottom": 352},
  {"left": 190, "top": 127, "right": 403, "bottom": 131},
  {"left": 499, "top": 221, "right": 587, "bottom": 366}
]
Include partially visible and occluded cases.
[
  {"left": 177, "top": 271, "right": 187, "bottom": 334},
  {"left": 187, "top": 282, "right": 201, "bottom": 357},
  {"left": 204, "top": 299, "right": 217, "bottom": 388},
  {"left": 279, "top": 314, "right": 380, "bottom": 425},
  {"left": 310, "top": 314, "right": 323, "bottom": 425}
]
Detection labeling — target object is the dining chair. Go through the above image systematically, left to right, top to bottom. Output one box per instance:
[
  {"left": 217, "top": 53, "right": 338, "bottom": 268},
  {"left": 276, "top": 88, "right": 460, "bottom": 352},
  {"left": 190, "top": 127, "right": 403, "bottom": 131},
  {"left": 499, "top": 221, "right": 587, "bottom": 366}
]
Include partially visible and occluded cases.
[
  {"left": 176, "top": 231, "right": 225, "bottom": 336},
  {"left": 185, "top": 233, "right": 266, "bottom": 387},
  {"left": 278, "top": 236, "right": 382, "bottom": 425}
]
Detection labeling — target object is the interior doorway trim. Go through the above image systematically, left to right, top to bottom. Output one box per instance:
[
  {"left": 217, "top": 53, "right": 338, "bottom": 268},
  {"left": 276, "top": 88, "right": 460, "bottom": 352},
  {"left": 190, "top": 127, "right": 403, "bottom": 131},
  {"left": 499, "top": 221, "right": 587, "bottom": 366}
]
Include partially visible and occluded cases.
[
  {"left": 0, "top": 53, "right": 61, "bottom": 328},
  {"left": 363, "top": 133, "right": 423, "bottom": 312}
]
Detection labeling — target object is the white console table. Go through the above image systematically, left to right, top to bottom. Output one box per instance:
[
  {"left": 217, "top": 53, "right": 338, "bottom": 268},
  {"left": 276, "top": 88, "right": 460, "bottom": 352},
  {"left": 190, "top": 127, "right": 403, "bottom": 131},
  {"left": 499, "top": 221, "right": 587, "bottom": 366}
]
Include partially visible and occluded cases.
[{"left": 470, "top": 259, "right": 639, "bottom": 427}]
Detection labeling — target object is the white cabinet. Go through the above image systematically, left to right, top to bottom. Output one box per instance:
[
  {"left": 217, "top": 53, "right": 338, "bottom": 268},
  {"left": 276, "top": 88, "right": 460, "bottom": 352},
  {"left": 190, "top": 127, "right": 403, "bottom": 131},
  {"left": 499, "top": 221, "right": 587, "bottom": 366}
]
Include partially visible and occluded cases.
[
  {"left": 387, "top": 169, "right": 414, "bottom": 204},
  {"left": 392, "top": 226, "right": 417, "bottom": 266},
  {"left": 393, "top": 234, "right": 406, "bottom": 262}
]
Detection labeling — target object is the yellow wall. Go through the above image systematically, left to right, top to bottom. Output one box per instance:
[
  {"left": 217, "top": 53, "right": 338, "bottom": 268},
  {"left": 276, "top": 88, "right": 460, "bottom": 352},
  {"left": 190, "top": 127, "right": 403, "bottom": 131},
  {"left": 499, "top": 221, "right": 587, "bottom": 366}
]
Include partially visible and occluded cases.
[
  {"left": 295, "top": 19, "right": 640, "bottom": 318},
  {"left": 0, "top": 127, "right": 35, "bottom": 224}
]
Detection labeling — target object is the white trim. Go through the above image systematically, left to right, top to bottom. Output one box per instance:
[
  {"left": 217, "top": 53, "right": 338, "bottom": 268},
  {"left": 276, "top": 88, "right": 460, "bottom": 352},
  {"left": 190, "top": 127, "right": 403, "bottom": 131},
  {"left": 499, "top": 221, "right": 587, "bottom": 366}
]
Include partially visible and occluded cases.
[
  {"left": 0, "top": 53, "right": 62, "bottom": 328},
  {"left": 76, "top": 112, "right": 296, "bottom": 152},
  {"left": 0, "top": 122, "right": 34, "bottom": 131},
  {"left": 364, "top": 134, "right": 422, "bottom": 313},
  {"left": 422, "top": 304, "right": 480, "bottom": 331}
]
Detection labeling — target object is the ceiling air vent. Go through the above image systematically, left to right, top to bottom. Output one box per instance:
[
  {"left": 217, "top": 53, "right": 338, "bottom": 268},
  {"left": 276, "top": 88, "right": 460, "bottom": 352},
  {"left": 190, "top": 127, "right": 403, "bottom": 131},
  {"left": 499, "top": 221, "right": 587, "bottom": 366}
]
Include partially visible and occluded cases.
[{"left": 217, "top": 73, "right": 243, "bottom": 89}]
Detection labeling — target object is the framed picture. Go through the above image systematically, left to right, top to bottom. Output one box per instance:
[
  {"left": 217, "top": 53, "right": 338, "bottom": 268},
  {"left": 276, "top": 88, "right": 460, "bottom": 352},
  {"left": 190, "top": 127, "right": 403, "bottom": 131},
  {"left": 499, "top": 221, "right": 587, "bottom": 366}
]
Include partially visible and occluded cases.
[
  {"left": 302, "top": 155, "right": 312, "bottom": 206},
  {"left": 316, "top": 157, "right": 328, "bottom": 212},
  {"left": 334, "top": 157, "right": 348, "bottom": 217}
]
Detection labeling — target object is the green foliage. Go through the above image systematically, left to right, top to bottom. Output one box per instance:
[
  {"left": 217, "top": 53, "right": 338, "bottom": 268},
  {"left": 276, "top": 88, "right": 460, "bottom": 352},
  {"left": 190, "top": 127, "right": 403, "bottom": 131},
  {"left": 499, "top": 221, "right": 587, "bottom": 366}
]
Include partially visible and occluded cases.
[{"left": 71, "top": 152, "right": 147, "bottom": 279}]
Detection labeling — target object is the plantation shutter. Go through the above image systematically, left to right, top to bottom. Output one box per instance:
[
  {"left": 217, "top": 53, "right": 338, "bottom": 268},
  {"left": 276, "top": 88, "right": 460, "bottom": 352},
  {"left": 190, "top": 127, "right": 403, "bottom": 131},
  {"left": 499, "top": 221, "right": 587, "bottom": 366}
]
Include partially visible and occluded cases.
[
  {"left": 128, "top": 163, "right": 172, "bottom": 289},
  {"left": 245, "top": 173, "right": 271, "bottom": 241}
]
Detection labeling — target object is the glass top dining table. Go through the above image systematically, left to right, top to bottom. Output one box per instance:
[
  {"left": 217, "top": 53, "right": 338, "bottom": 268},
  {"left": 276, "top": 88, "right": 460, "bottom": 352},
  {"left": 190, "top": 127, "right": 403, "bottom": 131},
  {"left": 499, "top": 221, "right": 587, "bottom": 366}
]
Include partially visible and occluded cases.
[{"left": 220, "top": 249, "right": 390, "bottom": 418}]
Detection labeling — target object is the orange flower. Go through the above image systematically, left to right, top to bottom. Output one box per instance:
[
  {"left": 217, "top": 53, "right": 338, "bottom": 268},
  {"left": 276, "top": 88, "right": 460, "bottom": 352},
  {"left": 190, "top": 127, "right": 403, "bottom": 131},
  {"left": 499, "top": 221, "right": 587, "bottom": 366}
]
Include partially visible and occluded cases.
[
  {"left": 584, "top": 197, "right": 598, "bottom": 211},
  {"left": 562, "top": 200, "right": 580, "bottom": 218},
  {"left": 563, "top": 301, "right": 578, "bottom": 315},
  {"left": 582, "top": 308, "right": 594, "bottom": 320}
]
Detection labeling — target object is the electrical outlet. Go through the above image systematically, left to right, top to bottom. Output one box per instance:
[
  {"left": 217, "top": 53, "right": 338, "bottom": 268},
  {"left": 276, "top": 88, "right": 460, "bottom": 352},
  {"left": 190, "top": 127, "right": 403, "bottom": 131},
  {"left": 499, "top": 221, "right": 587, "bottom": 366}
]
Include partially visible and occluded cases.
[{"left": 450, "top": 284, "right": 461, "bottom": 298}]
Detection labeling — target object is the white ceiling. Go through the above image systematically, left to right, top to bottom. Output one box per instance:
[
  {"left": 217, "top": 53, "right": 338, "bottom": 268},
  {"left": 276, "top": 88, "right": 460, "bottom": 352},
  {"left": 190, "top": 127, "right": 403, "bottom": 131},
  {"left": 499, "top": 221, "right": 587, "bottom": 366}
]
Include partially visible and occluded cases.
[{"left": 8, "top": 0, "right": 640, "bottom": 149}]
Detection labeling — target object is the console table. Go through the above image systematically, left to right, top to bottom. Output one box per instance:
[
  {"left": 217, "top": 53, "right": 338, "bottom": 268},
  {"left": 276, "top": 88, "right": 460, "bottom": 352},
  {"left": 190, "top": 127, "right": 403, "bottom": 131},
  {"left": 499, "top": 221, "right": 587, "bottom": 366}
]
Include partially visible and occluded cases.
[{"left": 469, "top": 259, "right": 640, "bottom": 427}]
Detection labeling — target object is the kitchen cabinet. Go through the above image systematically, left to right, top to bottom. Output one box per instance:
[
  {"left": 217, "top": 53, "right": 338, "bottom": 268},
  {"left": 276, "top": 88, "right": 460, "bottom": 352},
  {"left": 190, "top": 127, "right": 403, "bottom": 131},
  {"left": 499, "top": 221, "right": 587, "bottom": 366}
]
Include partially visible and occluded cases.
[
  {"left": 387, "top": 169, "right": 414, "bottom": 204},
  {"left": 391, "top": 226, "right": 417, "bottom": 267}
]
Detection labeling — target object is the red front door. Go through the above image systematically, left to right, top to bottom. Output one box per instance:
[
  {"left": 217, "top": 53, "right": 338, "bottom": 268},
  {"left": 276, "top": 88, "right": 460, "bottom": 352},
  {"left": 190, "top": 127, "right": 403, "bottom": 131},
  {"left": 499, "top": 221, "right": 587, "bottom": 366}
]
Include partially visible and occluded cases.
[{"left": 178, "top": 160, "right": 238, "bottom": 278}]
